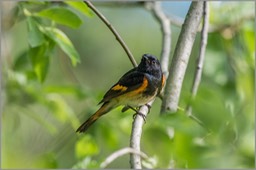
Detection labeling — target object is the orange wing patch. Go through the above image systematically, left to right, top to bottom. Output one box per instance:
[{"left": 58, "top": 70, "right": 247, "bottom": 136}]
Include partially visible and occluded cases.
[
  {"left": 126, "top": 76, "right": 148, "bottom": 97},
  {"left": 111, "top": 84, "right": 128, "bottom": 92}
]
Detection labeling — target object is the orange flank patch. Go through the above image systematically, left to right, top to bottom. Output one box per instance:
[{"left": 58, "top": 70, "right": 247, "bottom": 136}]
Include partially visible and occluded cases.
[
  {"left": 162, "top": 74, "right": 166, "bottom": 88},
  {"left": 112, "top": 84, "right": 128, "bottom": 92}
]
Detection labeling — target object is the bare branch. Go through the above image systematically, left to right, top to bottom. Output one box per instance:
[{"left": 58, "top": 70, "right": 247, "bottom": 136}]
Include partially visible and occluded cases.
[
  {"left": 84, "top": 1, "right": 137, "bottom": 67},
  {"left": 150, "top": 1, "right": 171, "bottom": 75},
  {"left": 186, "top": 1, "right": 209, "bottom": 117},
  {"left": 129, "top": 2, "right": 173, "bottom": 168},
  {"left": 161, "top": 2, "right": 204, "bottom": 114},
  {"left": 166, "top": 14, "right": 184, "bottom": 28},
  {"left": 129, "top": 101, "right": 153, "bottom": 169},
  {"left": 100, "top": 147, "right": 148, "bottom": 168}
]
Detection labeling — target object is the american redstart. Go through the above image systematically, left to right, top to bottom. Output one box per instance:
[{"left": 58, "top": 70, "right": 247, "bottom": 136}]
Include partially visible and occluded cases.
[{"left": 76, "top": 54, "right": 165, "bottom": 133}]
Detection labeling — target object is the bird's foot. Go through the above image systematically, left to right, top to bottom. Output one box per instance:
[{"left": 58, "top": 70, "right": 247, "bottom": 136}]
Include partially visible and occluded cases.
[
  {"left": 145, "top": 104, "right": 151, "bottom": 113},
  {"left": 133, "top": 112, "right": 146, "bottom": 123}
]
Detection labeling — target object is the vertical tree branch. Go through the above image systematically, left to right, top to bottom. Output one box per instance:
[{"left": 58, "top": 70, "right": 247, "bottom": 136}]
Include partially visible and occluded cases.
[
  {"left": 84, "top": 1, "right": 137, "bottom": 67},
  {"left": 150, "top": 1, "right": 171, "bottom": 75},
  {"left": 186, "top": 1, "right": 209, "bottom": 116},
  {"left": 130, "top": 2, "right": 171, "bottom": 168},
  {"left": 161, "top": 2, "right": 204, "bottom": 114},
  {"left": 129, "top": 101, "right": 153, "bottom": 169}
]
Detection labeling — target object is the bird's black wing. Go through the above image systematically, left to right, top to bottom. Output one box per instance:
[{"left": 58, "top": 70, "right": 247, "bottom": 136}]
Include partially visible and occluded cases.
[{"left": 99, "top": 68, "right": 146, "bottom": 104}]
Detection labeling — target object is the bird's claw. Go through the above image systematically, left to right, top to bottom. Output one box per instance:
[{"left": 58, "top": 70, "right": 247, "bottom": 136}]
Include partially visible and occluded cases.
[
  {"left": 145, "top": 104, "right": 151, "bottom": 112},
  {"left": 133, "top": 112, "right": 147, "bottom": 123}
]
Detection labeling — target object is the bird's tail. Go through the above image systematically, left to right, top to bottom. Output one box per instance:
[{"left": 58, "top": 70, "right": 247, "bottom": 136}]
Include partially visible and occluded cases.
[{"left": 76, "top": 103, "right": 111, "bottom": 133}]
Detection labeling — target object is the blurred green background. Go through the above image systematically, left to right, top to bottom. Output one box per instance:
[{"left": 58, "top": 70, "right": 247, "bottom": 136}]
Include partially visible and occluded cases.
[{"left": 1, "top": 1, "right": 255, "bottom": 169}]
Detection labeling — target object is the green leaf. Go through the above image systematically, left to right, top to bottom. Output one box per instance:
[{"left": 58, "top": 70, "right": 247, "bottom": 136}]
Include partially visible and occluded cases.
[
  {"left": 65, "top": 1, "right": 93, "bottom": 17},
  {"left": 36, "top": 7, "right": 82, "bottom": 28},
  {"left": 27, "top": 16, "right": 45, "bottom": 47},
  {"left": 42, "top": 27, "right": 80, "bottom": 66},
  {"left": 28, "top": 45, "right": 49, "bottom": 83},
  {"left": 13, "top": 51, "right": 31, "bottom": 71},
  {"left": 75, "top": 136, "right": 99, "bottom": 159}
]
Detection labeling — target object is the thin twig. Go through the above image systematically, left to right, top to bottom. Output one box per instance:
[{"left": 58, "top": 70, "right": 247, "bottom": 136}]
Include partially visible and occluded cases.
[
  {"left": 84, "top": 1, "right": 137, "bottom": 67},
  {"left": 150, "top": 1, "right": 171, "bottom": 75},
  {"left": 185, "top": 1, "right": 209, "bottom": 131},
  {"left": 186, "top": 1, "right": 209, "bottom": 118},
  {"left": 161, "top": 2, "right": 204, "bottom": 114},
  {"left": 100, "top": 147, "right": 148, "bottom": 168}
]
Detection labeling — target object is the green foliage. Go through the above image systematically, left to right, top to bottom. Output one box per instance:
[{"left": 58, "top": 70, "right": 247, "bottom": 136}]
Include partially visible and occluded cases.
[
  {"left": 14, "top": 0, "right": 93, "bottom": 82},
  {"left": 64, "top": 1, "right": 93, "bottom": 17},
  {"left": 3, "top": 2, "right": 92, "bottom": 168},
  {"left": 37, "top": 7, "right": 82, "bottom": 29},
  {"left": 27, "top": 16, "right": 45, "bottom": 47},
  {"left": 42, "top": 27, "right": 80, "bottom": 66},
  {"left": 28, "top": 45, "right": 50, "bottom": 82},
  {"left": 75, "top": 135, "right": 99, "bottom": 159}
]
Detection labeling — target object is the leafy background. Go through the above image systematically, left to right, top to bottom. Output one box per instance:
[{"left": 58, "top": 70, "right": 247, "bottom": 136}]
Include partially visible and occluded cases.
[{"left": 1, "top": 1, "right": 255, "bottom": 169}]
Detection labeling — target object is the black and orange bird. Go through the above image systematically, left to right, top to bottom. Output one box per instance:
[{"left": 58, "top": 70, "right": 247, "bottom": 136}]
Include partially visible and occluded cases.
[{"left": 76, "top": 54, "right": 165, "bottom": 133}]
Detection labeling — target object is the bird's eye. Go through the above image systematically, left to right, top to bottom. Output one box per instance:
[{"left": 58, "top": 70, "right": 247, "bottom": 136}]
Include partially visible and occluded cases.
[{"left": 151, "top": 60, "right": 156, "bottom": 64}]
